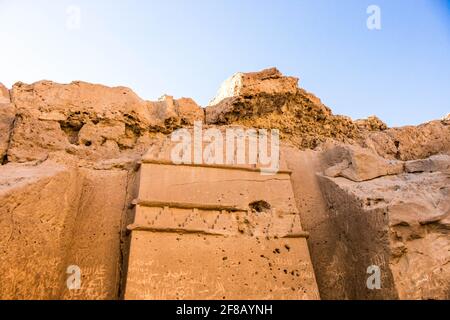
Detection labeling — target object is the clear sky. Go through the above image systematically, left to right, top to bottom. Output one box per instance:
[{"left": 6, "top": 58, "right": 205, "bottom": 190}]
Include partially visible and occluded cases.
[{"left": 0, "top": 0, "right": 449, "bottom": 126}]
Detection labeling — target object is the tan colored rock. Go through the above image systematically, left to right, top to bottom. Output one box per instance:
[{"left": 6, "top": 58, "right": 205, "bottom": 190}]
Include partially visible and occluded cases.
[
  {"left": 208, "top": 67, "right": 298, "bottom": 107},
  {"left": 205, "top": 68, "right": 367, "bottom": 149},
  {"left": 205, "top": 68, "right": 300, "bottom": 124},
  {"left": 1, "top": 70, "right": 449, "bottom": 301},
  {"left": 7, "top": 81, "right": 150, "bottom": 162},
  {"left": 8, "top": 81, "right": 200, "bottom": 163},
  {"left": 12, "top": 81, "right": 153, "bottom": 129},
  {"left": 0, "top": 83, "right": 10, "bottom": 104},
  {"left": 0, "top": 83, "right": 15, "bottom": 163},
  {"left": 147, "top": 95, "right": 204, "bottom": 132},
  {"left": 176, "top": 97, "right": 204, "bottom": 125},
  {"left": 0, "top": 104, "right": 15, "bottom": 163},
  {"left": 442, "top": 113, "right": 450, "bottom": 125},
  {"left": 8, "top": 115, "right": 72, "bottom": 163},
  {"left": 355, "top": 116, "right": 388, "bottom": 131},
  {"left": 365, "top": 120, "right": 450, "bottom": 161},
  {"left": 77, "top": 121, "right": 125, "bottom": 146},
  {"left": 125, "top": 144, "right": 319, "bottom": 300},
  {"left": 286, "top": 144, "right": 450, "bottom": 300},
  {"left": 323, "top": 145, "right": 404, "bottom": 182},
  {"left": 284, "top": 147, "right": 351, "bottom": 299},
  {"left": 405, "top": 154, "right": 450, "bottom": 174},
  {"left": 0, "top": 160, "right": 139, "bottom": 300},
  {"left": 0, "top": 162, "right": 81, "bottom": 299},
  {"left": 61, "top": 168, "right": 136, "bottom": 300},
  {"left": 318, "top": 169, "right": 450, "bottom": 299}
]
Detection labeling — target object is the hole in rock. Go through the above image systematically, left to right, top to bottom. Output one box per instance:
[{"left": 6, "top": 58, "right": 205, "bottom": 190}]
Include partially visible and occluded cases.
[
  {"left": 59, "top": 121, "right": 83, "bottom": 145},
  {"left": 1, "top": 154, "right": 8, "bottom": 165},
  {"left": 249, "top": 200, "right": 271, "bottom": 213}
]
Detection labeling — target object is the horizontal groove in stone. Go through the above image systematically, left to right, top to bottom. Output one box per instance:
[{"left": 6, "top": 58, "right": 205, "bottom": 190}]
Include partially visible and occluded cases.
[
  {"left": 141, "top": 158, "right": 292, "bottom": 175},
  {"left": 136, "top": 199, "right": 247, "bottom": 212},
  {"left": 127, "top": 224, "right": 226, "bottom": 236},
  {"left": 282, "top": 231, "right": 310, "bottom": 239}
]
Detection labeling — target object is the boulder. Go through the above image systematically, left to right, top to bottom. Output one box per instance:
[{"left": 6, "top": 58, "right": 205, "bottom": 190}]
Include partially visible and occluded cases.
[
  {"left": 207, "top": 67, "right": 298, "bottom": 107},
  {"left": 323, "top": 145, "right": 404, "bottom": 182},
  {"left": 405, "top": 154, "right": 450, "bottom": 174}
]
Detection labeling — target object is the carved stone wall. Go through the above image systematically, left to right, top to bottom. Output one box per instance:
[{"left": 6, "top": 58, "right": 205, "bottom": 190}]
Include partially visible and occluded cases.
[{"left": 124, "top": 154, "right": 320, "bottom": 300}]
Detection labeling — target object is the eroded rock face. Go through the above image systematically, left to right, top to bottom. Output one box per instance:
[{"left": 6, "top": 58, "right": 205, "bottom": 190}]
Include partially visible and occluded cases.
[
  {"left": 208, "top": 67, "right": 299, "bottom": 107},
  {"left": 0, "top": 68, "right": 449, "bottom": 300},
  {"left": 226, "top": 68, "right": 449, "bottom": 298},
  {"left": 205, "top": 69, "right": 368, "bottom": 149},
  {"left": 0, "top": 80, "right": 171, "bottom": 300},
  {"left": 8, "top": 81, "right": 203, "bottom": 163},
  {"left": 9, "top": 81, "right": 149, "bottom": 163},
  {"left": 0, "top": 83, "right": 15, "bottom": 163},
  {"left": 0, "top": 83, "right": 10, "bottom": 104},
  {"left": 148, "top": 95, "right": 204, "bottom": 132},
  {"left": 355, "top": 116, "right": 388, "bottom": 131},
  {"left": 365, "top": 121, "right": 450, "bottom": 161},
  {"left": 125, "top": 143, "right": 319, "bottom": 300},
  {"left": 284, "top": 145, "right": 450, "bottom": 300},
  {"left": 309, "top": 145, "right": 450, "bottom": 299},
  {"left": 323, "top": 145, "right": 404, "bottom": 182},
  {"left": 405, "top": 154, "right": 450, "bottom": 174},
  {"left": 0, "top": 161, "right": 139, "bottom": 300},
  {"left": 0, "top": 162, "right": 81, "bottom": 299},
  {"left": 61, "top": 168, "right": 136, "bottom": 300},
  {"left": 320, "top": 171, "right": 449, "bottom": 299}
]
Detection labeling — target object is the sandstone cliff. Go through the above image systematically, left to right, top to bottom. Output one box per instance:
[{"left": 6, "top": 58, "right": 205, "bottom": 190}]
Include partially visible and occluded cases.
[{"left": 0, "top": 69, "right": 448, "bottom": 300}]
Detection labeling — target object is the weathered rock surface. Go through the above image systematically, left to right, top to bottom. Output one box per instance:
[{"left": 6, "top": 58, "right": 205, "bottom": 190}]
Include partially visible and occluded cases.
[
  {"left": 208, "top": 67, "right": 299, "bottom": 107},
  {"left": 0, "top": 68, "right": 449, "bottom": 300},
  {"left": 205, "top": 68, "right": 384, "bottom": 149},
  {"left": 7, "top": 81, "right": 203, "bottom": 163},
  {"left": 8, "top": 81, "right": 149, "bottom": 163},
  {"left": 0, "top": 82, "right": 10, "bottom": 104},
  {"left": 0, "top": 83, "right": 15, "bottom": 163},
  {"left": 148, "top": 95, "right": 204, "bottom": 132},
  {"left": 355, "top": 116, "right": 388, "bottom": 131},
  {"left": 364, "top": 120, "right": 450, "bottom": 161},
  {"left": 287, "top": 141, "right": 449, "bottom": 300},
  {"left": 125, "top": 143, "right": 319, "bottom": 300},
  {"left": 284, "top": 145, "right": 450, "bottom": 300},
  {"left": 323, "top": 145, "right": 404, "bottom": 182},
  {"left": 283, "top": 148, "right": 343, "bottom": 299},
  {"left": 405, "top": 154, "right": 450, "bottom": 174},
  {"left": 0, "top": 161, "right": 138, "bottom": 300},
  {"left": 0, "top": 162, "right": 81, "bottom": 299},
  {"left": 318, "top": 166, "right": 450, "bottom": 299},
  {"left": 61, "top": 168, "right": 137, "bottom": 300}
]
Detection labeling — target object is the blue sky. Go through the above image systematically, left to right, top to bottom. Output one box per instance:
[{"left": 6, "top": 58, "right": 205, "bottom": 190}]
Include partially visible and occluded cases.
[{"left": 0, "top": 0, "right": 449, "bottom": 126}]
